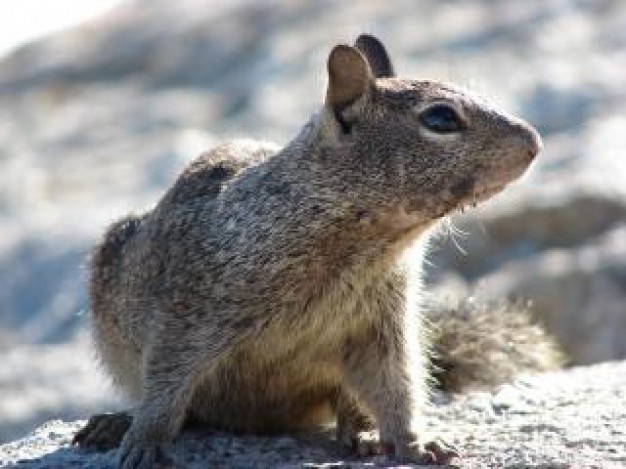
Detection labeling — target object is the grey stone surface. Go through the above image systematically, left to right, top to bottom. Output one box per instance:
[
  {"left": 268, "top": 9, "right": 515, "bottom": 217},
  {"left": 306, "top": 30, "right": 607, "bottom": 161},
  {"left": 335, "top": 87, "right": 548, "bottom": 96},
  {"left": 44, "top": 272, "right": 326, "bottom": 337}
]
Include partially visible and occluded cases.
[{"left": 1, "top": 361, "right": 625, "bottom": 468}]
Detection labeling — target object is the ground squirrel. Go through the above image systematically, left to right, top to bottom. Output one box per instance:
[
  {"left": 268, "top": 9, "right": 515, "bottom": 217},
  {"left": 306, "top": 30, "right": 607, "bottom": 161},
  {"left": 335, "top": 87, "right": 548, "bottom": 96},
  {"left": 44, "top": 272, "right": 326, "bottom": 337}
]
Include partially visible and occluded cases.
[{"left": 73, "top": 35, "right": 562, "bottom": 467}]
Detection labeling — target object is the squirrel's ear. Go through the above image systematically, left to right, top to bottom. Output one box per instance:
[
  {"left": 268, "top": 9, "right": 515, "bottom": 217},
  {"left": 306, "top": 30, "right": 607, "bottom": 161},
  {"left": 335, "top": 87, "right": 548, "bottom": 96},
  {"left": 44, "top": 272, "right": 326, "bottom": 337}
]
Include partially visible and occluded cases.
[
  {"left": 355, "top": 34, "right": 395, "bottom": 79},
  {"left": 325, "top": 44, "right": 371, "bottom": 113}
]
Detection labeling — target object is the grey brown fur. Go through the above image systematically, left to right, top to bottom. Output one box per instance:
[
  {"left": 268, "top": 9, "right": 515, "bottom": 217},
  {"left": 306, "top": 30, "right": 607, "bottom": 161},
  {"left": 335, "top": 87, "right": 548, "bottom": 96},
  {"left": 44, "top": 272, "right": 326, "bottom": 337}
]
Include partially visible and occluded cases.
[
  {"left": 75, "top": 35, "right": 553, "bottom": 468},
  {"left": 427, "top": 298, "right": 564, "bottom": 393}
]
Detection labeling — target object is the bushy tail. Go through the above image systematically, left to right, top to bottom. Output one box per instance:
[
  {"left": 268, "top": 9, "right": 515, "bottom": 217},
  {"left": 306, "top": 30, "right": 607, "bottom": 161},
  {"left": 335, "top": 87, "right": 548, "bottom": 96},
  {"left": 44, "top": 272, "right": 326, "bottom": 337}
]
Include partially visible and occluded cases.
[{"left": 426, "top": 298, "right": 566, "bottom": 393}]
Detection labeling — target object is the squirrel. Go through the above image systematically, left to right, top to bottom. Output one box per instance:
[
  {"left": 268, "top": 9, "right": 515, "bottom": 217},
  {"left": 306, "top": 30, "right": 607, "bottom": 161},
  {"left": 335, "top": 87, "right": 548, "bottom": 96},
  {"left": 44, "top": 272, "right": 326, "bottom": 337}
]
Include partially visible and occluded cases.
[{"left": 72, "top": 34, "right": 562, "bottom": 468}]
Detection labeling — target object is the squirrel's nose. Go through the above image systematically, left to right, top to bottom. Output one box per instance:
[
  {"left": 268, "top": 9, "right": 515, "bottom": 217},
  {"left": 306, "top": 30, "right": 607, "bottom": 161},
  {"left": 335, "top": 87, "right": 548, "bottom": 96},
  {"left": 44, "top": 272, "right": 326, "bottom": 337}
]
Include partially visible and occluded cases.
[
  {"left": 512, "top": 121, "right": 543, "bottom": 162},
  {"left": 525, "top": 126, "right": 543, "bottom": 160}
]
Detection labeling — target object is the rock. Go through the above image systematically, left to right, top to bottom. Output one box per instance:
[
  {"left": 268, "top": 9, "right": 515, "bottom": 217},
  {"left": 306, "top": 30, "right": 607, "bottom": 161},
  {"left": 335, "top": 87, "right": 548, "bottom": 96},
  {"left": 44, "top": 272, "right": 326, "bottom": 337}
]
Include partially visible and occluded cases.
[{"left": 1, "top": 361, "right": 625, "bottom": 468}]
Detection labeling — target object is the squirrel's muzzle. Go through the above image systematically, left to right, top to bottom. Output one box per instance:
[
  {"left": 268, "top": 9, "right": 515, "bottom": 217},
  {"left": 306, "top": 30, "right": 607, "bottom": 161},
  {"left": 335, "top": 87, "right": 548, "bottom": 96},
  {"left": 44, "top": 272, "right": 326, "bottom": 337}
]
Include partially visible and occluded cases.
[{"left": 511, "top": 120, "right": 543, "bottom": 164}]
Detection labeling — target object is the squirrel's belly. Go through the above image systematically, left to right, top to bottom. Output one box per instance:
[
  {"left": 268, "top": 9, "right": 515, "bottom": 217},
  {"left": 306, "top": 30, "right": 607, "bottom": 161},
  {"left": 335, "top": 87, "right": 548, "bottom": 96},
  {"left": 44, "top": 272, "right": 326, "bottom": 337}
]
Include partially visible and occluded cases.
[{"left": 186, "top": 345, "right": 341, "bottom": 433}]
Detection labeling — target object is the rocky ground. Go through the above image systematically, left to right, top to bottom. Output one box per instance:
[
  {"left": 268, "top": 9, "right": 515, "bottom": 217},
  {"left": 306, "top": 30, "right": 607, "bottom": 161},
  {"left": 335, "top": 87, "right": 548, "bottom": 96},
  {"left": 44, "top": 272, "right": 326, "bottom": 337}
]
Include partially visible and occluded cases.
[
  {"left": 1, "top": 0, "right": 625, "bottom": 444},
  {"left": 2, "top": 360, "right": 625, "bottom": 468}
]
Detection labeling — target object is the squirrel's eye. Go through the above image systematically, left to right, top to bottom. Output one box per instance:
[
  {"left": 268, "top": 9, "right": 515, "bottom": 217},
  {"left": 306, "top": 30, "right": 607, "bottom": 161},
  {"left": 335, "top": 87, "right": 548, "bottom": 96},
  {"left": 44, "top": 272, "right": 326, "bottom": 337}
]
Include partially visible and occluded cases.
[{"left": 419, "top": 104, "right": 466, "bottom": 133}]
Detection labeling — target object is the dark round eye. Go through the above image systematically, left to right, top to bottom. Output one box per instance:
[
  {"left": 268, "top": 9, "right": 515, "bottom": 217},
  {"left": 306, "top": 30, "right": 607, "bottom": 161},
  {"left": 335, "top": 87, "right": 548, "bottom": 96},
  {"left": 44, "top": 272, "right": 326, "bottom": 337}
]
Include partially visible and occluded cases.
[{"left": 419, "top": 104, "right": 466, "bottom": 133}]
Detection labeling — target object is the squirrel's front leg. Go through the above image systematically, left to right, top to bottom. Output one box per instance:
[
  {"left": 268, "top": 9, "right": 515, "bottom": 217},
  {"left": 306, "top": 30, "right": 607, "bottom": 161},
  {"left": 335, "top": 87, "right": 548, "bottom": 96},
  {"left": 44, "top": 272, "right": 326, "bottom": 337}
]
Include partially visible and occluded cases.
[
  {"left": 341, "top": 285, "right": 458, "bottom": 464},
  {"left": 117, "top": 314, "right": 231, "bottom": 469},
  {"left": 118, "top": 349, "right": 193, "bottom": 468}
]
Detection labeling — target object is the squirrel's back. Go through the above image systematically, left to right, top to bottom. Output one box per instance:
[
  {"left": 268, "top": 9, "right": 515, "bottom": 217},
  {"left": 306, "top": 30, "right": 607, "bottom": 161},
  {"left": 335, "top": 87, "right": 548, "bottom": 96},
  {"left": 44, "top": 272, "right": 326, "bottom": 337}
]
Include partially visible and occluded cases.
[{"left": 89, "top": 140, "right": 281, "bottom": 398}]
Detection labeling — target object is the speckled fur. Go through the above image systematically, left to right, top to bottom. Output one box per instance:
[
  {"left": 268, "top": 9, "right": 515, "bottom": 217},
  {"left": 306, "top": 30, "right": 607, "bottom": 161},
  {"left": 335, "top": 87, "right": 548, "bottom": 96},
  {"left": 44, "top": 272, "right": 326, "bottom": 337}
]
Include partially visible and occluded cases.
[{"left": 82, "top": 35, "right": 543, "bottom": 467}]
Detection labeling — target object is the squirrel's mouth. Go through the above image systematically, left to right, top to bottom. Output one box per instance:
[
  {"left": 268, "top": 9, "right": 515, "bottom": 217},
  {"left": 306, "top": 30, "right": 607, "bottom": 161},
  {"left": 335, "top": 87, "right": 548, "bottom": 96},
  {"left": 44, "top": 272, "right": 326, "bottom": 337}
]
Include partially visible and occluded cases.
[
  {"left": 388, "top": 171, "right": 522, "bottom": 229},
  {"left": 431, "top": 176, "right": 509, "bottom": 219},
  {"left": 423, "top": 180, "right": 508, "bottom": 221},
  {"left": 454, "top": 181, "right": 508, "bottom": 215}
]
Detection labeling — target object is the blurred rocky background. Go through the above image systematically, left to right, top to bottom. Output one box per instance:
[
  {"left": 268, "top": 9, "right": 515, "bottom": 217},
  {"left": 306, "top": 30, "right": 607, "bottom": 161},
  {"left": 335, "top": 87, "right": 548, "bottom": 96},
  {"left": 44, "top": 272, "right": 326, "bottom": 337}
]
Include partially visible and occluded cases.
[{"left": 0, "top": 0, "right": 624, "bottom": 443}]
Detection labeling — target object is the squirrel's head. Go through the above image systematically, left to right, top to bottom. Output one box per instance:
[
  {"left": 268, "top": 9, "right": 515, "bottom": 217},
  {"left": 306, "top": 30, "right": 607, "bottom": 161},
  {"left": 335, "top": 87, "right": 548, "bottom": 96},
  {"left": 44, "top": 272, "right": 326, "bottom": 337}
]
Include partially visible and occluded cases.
[{"left": 317, "top": 34, "right": 541, "bottom": 229}]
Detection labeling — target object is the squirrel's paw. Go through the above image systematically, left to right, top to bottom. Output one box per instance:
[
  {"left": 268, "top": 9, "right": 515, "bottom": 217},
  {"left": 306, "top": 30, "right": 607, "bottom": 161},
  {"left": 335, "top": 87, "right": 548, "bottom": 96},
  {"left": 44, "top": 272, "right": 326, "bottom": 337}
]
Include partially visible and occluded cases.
[
  {"left": 72, "top": 412, "right": 132, "bottom": 452},
  {"left": 341, "top": 428, "right": 459, "bottom": 464},
  {"left": 117, "top": 429, "right": 171, "bottom": 469},
  {"left": 341, "top": 429, "right": 385, "bottom": 456},
  {"left": 391, "top": 436, "right": 460, "bottom": 465}
]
